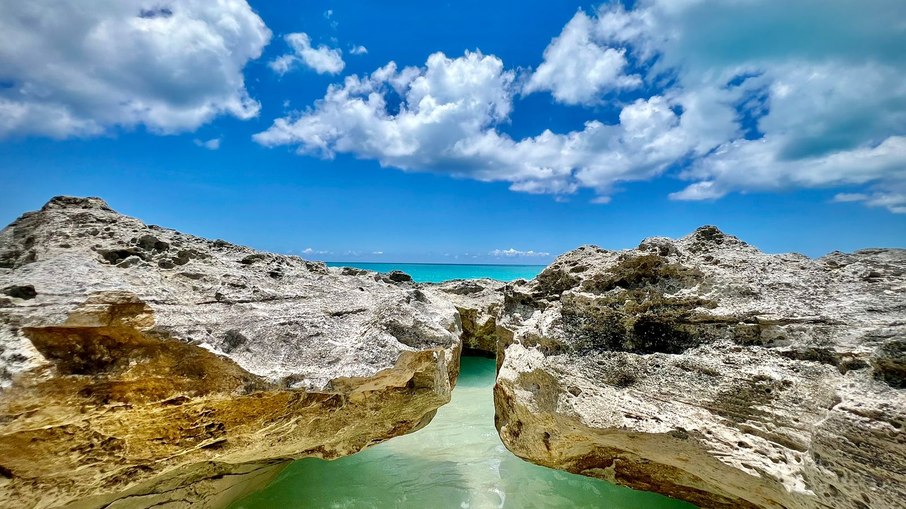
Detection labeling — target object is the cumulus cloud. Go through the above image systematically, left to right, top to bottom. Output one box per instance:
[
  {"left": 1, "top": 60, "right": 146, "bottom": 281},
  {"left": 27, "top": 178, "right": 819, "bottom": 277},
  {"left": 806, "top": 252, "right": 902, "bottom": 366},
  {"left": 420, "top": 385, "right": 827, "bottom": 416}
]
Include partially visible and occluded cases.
[
  {"left": 0, "top": 0, "right": 270, "bottom": 138},
  {"left": 257, "top": 0, "right": 906, "bottom": 212},
  {"left": 587, "top": 0, "right": 906, "bottom": 212},
  {"left": 533, "top": 1, "right": 906, "bottom": 211},
  {"left": 633, "top": 1, "right": 906, "bottom": 211},
  {"left": 523, "top": 10, "right": 641, "bottom": 104},
  {"left": 270, "top": 33, "right": 345, "bottom": 75},
  {"left": 350, "top": 45, "right": 368, "bottom": 55},
  {"left": 254, "top": 51, "right": 697, "bottom": 200},
  {"left": 255, "top": 51, "right": 516, "bottom": 170},
  {"left": 670, "top": 136, "right": 906, "bottom": 201},
  {"left": 302, "top": 247, "right": 330, "bottom": 255},
  {"left": 490, "top": 248, "right": 551, "bottom": 257}
]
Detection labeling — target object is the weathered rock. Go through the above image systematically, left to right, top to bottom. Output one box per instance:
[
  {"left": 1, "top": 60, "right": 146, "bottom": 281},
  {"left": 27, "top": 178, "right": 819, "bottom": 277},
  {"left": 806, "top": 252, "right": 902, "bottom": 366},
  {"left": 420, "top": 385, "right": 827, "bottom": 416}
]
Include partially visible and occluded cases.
[
  {"left": 0, "top": 197, "right": 461, "bottom": 508},
  {"left": 494, "top": 227, "right": 906, "bottom": 509},
  {"left": 384, "top": 270, "right": 414, "bottom": 283},
  {"left": 427, "top": 279, "right": 507, "bottom": 356}
]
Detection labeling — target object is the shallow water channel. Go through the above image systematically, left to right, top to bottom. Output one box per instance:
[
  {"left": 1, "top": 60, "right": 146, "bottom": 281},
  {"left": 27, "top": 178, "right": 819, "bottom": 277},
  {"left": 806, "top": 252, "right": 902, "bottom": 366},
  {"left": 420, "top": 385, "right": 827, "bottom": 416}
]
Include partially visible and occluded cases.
[{"left": 232, "top": 357, "right": 695, "bottom": 509}]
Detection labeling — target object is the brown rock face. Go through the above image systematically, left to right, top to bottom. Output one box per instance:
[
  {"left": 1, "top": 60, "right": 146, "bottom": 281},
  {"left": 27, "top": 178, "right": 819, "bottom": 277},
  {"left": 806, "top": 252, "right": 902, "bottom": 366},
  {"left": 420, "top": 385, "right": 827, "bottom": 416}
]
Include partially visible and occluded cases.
[
  {"left": 0, "top": 197, "right": 461, "bottom": 508},
  {"left": 494, "top": 228, "right": 906, "bottom": 509}
]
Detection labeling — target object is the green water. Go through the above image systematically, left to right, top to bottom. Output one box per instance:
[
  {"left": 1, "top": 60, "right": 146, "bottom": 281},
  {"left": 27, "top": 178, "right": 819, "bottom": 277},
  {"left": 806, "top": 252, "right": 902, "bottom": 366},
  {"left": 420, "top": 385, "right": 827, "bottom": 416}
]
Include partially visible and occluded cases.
[
  {"left": 325, "top": 262, "right": 546, "bottom": 283},
  {"left": 231, "top": 357, "right": 695, "bottom": 509}
]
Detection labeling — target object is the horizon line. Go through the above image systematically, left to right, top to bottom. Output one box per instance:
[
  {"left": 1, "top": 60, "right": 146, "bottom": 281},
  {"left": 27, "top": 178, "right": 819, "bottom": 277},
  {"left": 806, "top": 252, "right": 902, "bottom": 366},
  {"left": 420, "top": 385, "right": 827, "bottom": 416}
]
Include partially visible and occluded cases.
[{"left": 322, "top": 260, "right": 551, "bottom": 267}]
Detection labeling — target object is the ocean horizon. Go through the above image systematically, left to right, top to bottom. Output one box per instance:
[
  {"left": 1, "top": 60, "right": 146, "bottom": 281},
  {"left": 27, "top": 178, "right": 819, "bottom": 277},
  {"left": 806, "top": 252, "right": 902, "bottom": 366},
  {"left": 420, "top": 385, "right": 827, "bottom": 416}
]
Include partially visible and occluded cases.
[{"left": 325, "top": 261, "right": 547, "bottom": 283}]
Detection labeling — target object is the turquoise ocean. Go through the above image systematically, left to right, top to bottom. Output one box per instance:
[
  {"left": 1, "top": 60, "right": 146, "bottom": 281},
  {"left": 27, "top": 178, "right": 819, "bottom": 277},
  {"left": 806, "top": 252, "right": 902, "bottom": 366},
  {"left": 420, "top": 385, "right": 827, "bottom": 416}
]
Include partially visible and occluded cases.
[{"left": 325, "top": 262, "right": 546, "bottom": 283}]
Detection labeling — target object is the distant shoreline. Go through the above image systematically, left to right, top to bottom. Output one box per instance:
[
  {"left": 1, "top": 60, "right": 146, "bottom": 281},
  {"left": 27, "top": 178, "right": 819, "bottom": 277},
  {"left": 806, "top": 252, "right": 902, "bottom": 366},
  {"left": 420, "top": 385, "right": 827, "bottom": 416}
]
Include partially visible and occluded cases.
[
  {"left": 324, "top": 261, "right": 548, "bottom": 267},
  {"left": 324, "top": 261, "right": 546, "bottom": 283}
]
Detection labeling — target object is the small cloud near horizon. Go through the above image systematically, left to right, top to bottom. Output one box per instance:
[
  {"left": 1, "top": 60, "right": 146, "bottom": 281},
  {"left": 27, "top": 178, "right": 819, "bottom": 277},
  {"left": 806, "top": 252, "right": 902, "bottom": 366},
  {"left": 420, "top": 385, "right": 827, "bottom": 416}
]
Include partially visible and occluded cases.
[{"left": 490, "top": 248, "right": 551, "bottom": 257}]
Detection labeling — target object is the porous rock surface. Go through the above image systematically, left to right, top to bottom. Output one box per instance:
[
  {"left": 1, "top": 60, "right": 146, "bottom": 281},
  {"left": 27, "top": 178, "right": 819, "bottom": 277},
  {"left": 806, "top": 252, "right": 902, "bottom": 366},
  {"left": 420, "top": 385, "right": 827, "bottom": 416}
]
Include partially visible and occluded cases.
[
  {"left": 0, "top": 197, "right": 461, "bottom": 508},
  {"left": 494, "top": 227, "right": 905, "bottom": 509},
  {"left": 426, "top": 279, "right": 506, "bottom": 356}
]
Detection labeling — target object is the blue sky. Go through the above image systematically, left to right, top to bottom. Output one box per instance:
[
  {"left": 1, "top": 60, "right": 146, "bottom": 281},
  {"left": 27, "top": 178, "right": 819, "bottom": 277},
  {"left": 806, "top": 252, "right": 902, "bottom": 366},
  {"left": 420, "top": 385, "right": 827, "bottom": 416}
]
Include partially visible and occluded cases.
[{"left": 1, "top": 0, "right": 904, "bottom": 263}]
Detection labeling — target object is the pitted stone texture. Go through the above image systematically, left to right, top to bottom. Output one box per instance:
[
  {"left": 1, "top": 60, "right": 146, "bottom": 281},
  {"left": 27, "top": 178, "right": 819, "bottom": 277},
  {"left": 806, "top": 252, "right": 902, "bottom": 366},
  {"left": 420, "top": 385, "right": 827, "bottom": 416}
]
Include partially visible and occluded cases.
[
  {"left": 0, "top": 196, "right": 461, "bottom": 509},
  {"left": 495, "top": 226, "right": 906, "bottom": 509},
  {"left": 426, "top": 279, "right": 506, "bottom": 356}
]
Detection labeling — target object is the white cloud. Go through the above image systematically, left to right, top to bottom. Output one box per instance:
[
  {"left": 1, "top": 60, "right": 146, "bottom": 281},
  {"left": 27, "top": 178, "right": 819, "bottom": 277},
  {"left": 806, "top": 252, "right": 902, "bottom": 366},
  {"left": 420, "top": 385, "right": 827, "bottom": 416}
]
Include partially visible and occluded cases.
[
  {"left": 0, "top": 0, "right": 270, "bottom": 138},
  {"left": 256, "top": 0, "right": 906, "bottom": 213},
  {"left": 597, "top": 0, "right": 906, "bottom": 212},
  {"left": 526, "top": 1, "right": 906, "bottom": 212},
  {"left": 524, "top": 11, "right": 641, "bottom": 104},
  {"left": 269, "top": 33, "right": 344, "bottom": 75},
  {"left": 350, "top": 45, "right": 368, "bottom": 55},
  {"left": 255, "top": 50, "right": 515, "bottom": 165},
  {"left": 254, "top": 51, "right": 696, "bottom": 201},
  {"left": 672, "top": 136, "right": 906, "bottom": 198},
  {"left": 194, "top": 138, "right": 221, "bottom": 150},
  {"left": 832, "top": 191, "right": 906, "bottom": 213},
  {"left": 833, "top": 193, "right": 870, "bottom": 203},
  {"left": 302, "top": 247, "right": 330, "bottom": 255},
  {"left": 490, "top": 248, "right": 551, "bottom": 257},
  {"left": 372, "top": 251, "right": 384, "bottom": 255}
]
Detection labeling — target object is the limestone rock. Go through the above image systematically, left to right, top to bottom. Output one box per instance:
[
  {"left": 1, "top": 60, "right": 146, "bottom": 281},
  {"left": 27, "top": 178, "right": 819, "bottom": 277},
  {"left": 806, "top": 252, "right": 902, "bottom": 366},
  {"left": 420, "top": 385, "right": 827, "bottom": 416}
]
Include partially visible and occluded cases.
[
  {"left": 0, "top": 197, "right": 461, "bottom": 508},
  {"left": 494, "top": 226, "right": 906, "bottom": 509},
  {"left": 427, "top": 279, "right": 507, "bottom": 356}
]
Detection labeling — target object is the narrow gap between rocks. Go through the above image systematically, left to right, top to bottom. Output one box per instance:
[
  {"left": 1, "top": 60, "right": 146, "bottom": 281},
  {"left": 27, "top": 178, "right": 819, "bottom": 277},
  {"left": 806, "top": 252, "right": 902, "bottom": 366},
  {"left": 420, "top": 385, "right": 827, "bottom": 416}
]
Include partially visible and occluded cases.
[{"left": 229, "top": 352, "right": 694, "bottom": 509}]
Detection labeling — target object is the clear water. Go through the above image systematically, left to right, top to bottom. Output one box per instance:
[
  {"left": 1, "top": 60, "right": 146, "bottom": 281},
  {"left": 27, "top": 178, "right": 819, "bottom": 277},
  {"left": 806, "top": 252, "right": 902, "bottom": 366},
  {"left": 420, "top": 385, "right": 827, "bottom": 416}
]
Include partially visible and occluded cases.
[
  {"left": 325, "top": 262, "right": 546, "bottom": 283},
  {"left": 231, "top": 357, "right": 696, "bottom": 509}
]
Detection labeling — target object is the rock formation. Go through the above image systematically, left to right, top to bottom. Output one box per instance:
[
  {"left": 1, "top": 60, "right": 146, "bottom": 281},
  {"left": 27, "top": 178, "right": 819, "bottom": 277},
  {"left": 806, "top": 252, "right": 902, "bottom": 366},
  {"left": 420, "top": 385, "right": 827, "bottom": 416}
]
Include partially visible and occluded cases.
[
  {"left": 0, "top": 197, "right": 461, "bottom": 508},
  {"left": 3, "top": 198, "right": 903, "bottom": 509},
  {"left": 494, "top": 227, "right": 905, "bottom": 509},
  {"left": 427, "top": 279, "right": 506, "bottom": 356}
]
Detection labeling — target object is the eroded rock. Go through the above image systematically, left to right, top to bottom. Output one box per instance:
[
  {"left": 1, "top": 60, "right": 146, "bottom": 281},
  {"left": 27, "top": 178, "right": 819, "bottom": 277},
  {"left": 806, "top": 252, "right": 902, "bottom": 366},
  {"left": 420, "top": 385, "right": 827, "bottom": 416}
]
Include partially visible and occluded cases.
[
  {"left": 0, "top": 196, "right": 461, "bottom": 508},
  {"left": 495, "top": 227, "right": 906, "bottom": 509},
  {"left": 427, "top": 279, "right": 507, "bottom": 356}
]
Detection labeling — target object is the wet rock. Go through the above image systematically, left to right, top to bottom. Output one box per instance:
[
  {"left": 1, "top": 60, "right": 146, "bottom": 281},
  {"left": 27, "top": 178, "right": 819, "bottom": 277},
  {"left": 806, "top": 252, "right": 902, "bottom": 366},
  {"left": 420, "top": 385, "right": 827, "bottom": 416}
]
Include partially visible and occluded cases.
[
  {"left": 0, "top": 197, "right": 461, "bottom": 509},
  {"left": 495, "top": 227, "right": 906, "bottom": 509}
]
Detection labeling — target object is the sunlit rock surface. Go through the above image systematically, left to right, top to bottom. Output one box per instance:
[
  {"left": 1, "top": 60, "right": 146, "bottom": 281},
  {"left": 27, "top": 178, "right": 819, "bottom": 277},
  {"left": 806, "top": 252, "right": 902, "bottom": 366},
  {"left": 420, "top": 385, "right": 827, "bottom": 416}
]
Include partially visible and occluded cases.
[
  {"left": 0, "top": 197, "right": 461, "bottom": 508},
  {"left": 494, "top": 227, "right": 906, "bottom": 509}
]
